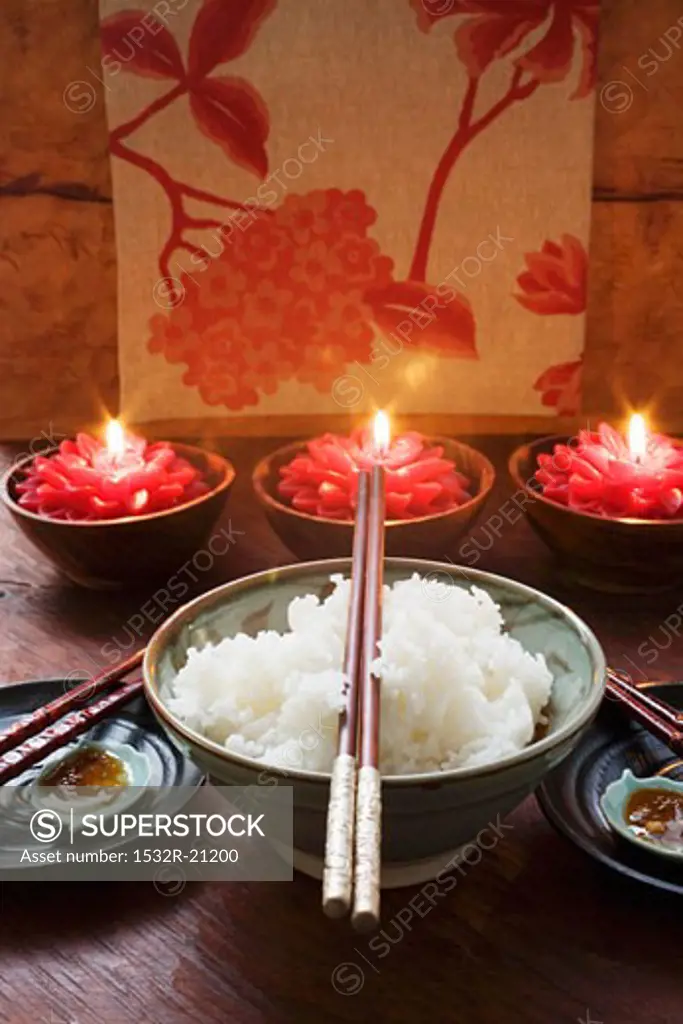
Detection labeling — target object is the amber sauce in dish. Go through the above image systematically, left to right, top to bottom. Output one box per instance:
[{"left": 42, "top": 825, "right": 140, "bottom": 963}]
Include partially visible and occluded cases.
[
  {"left": 40, "top": 746, "right": 128, "bottom": 788},
  {"left": 624, "top": 787, "right": 683, "bottom": 844}
]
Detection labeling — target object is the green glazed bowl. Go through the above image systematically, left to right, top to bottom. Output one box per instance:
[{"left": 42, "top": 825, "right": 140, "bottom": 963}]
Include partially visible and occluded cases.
[{"left": 144, "top": 559, "right": 605, "bottom": 887}]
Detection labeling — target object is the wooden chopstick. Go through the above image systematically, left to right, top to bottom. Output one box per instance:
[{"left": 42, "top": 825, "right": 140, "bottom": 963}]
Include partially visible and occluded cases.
[
  {"left": 352, "top": 463, "right": 386, "bottom": 932},
  {"left": 323, "top": 471, "right": 370, "bottom": 918},
  {"left": 0, "top": 648, "right": 145, "bottom": 757},
  {"left": 607, "top": 669, "right": 683, "bottom": 728},
  {"left": 606, "top": 671, "right": 683, "bottom": 755},
  {"left": 0, "top": 677, "right": 143, "bottom": 785}
]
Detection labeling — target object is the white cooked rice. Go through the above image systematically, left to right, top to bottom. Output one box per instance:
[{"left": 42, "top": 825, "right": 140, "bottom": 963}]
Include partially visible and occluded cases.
[{"left": 168, "top": 573, "right": 553, "bottom": 775}]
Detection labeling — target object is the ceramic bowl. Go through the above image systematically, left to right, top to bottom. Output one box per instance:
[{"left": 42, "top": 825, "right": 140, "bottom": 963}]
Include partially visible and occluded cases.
[
  {"left": 509, "top": 435, "right": 683, "bottom": 592},
  {"left": 252, "top": 437, "right": 495, "bottom": 561},
  {"left": 1, "top": 443, "right": 235, "bottom": 590},
  {"left": 144, "top": 558, "right": 605, "bottom": 887},
  {"left": 601, "top": 769, "right": 683, "bottom": 860}
]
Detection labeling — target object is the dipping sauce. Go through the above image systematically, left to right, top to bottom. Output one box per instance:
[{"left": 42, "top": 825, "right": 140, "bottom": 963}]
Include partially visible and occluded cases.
[
  {"left": 40, "top": 746, "right": 128, "bottom": 788},
  {"left": 624, "top": 786, "right": 683, "bottom": 844}
]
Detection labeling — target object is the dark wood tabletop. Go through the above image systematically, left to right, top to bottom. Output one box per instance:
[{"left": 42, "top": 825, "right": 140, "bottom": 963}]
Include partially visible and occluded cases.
[{"left": 0, "top": 435, "right": 681, "bottom": 1024}]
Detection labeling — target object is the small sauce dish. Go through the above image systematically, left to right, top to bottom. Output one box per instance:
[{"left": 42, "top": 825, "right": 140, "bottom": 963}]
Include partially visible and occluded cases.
[
  {"left": 30, "top": 741, "right": 150, "bottom": 823},
  {"left": 600, "top": 769, "right": 683, "bottom": 860}
]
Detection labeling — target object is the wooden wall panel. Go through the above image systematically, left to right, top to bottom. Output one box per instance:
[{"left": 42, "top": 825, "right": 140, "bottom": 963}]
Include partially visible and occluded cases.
[
  {"left": 0, "top": 0, "right": 117, "bottom": 438},
  {"left": 1, "top": 0, "right": 682, "bottom": 437},
  {"left": 585, "top": 0, "right": 683, "bottom": 428}
]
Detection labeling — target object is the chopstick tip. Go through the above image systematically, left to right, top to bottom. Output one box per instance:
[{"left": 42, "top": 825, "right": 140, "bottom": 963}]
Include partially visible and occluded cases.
[
  {"left": 322, "top": 895, "right": 351, "bottom": 920},
  {"left": 350, "top": 908, "right": 380, "bottom": 933}
]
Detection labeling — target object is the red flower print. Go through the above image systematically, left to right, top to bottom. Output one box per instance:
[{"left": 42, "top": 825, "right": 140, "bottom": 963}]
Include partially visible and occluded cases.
[
  {"left": 411, "top": 0, "right": 599, "bottom": 99},
  {"left": 519, "top": 2, "right": 598, "bottom": 99},
  {"left": 108, "top": 3, "right": 479, "bottom": 414},
  {"left": 327, "top": 188, "right": 378, "bottom": 234},
  {"left": 148, "top": 189, "right": 399, "bottom": 409},
  {"left": 278, "top": 190, "right": 382, "bottom": 249},
  {"left": 277, "top": 191, "right": 333, "bottom": 246},
  {"left": 233, "top": 213, "right": 289, "bottom": 274},
  {"left": 515, "top": 234, "right": 587, "bottom": 315},
  {"left": 333, "top": 236, "right": 385, "bottom": 284},
  {"left": 517, "top": 236, "right": 586, "bottom": 414},
  {"left": 289, "top": 240, "right": 340, "bottom": 292},
  {"left": 200, "top": 264, "right": 247, "bottom": 310},
  {"left": 242, "top": 280, "right": 295, "bottom": 336},
  {"left": 326, "top": 290, "right": 376, "bottom": 350},
  {"left": 281, "top": 296, "right": 318, "bottom": 339},
  {"left": 148, "top": 307, "right": 199, "bottom": 363},
  {"left": 181, "top": 321, "right": 260, "bottom": 410},
  {"left": 243, "top": 339, "right": 283, "bottom": 373},
  {"left": 533, "top": 358, "right": 582, "bottom": 415}
]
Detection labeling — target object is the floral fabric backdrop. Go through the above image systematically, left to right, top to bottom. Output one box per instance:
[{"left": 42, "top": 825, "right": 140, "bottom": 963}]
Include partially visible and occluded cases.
[{"left": 100, "top": 0, "right": 598, "bottom": 425}]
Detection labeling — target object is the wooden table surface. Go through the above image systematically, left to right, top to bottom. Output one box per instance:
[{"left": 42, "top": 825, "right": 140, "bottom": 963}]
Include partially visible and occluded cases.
[{"left": 0, "top": 435, "right": 681, "bottom": 1024}]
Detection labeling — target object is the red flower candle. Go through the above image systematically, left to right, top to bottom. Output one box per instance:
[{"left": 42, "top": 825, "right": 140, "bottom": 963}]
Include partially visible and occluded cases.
[
  {"left": 278, "top": 412, "right": 472, "bottom": 521},
  {"left": 535, "top": 416, "right": 683, "bottom": 520},
  {"left": 16, "top": 421, "right": 209, "bottom": 521}
]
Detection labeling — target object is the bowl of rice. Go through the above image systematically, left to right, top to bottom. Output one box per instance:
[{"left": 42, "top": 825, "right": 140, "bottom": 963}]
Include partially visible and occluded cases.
[{"left": 144, "top": 559, "right": 605, "bottom": 886}]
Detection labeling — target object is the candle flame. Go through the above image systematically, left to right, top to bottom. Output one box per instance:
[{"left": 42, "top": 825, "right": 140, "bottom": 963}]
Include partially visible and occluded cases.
[
  {"left": 373, "top": 410, "right": 391, "bottom": 452},
  {"left": 628, "top": 413, "right": 647, "bottom": 461},
  {"left": 105, "top": 418, "right": 126, "bottom": 458}
]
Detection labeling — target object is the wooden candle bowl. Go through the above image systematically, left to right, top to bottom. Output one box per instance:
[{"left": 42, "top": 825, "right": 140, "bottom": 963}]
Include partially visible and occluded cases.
[
  {"left": 509, "top": 435, "right": 683, "bottom": 593},
  {"left": 253, "top": 436, "right": 495, "bottom": 561},
  {"left": 1, "top": 443, "right": 236, "bottom": 590}
]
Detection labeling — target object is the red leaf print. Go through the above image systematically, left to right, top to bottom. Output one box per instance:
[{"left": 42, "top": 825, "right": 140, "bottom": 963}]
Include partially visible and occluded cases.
[
  {"left": 188, "top": 0, "right": 277, "bottom": 78},
  {"left": 100, "top": 10, "right": 185, "bottom": 80},
  {"left": 189, "top": 76, "right": 269, "bottom": 178},
  {"left": 365, "top": 281, "right": 477, "bottom": 359}
]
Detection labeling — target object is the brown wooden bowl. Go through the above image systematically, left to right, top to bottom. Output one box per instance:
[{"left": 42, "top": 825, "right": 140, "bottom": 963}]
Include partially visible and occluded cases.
[
  {"left": 509, "top": 435, "right": 683, "bottom": 593},
  {"left": 253, "top": 436, "right": 495, "bottom": 560},
  {"left": 1, "top": 443, "right": 236, "bottom": 590}
]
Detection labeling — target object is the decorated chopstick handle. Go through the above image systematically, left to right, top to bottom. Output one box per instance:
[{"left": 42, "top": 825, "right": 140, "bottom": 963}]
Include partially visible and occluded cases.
[
  {"left": 0, "top": 648, "right": 144, "bottom": 756},
  {"left": 0, "top": 678, "right": 143, "bottom": 785},
  {"left": 322, "top": 753, "right": 357, "bottom": 918},
  {"left": 352, "top": 765, "right": 381, "bottom": 932}
]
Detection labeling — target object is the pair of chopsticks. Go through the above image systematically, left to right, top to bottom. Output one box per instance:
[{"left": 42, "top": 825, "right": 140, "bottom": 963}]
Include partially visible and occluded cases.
[
  {"left": 323, "top": 465, "right": 386, "bottom": 931},
  {"left": 0, "top": 649, "right": 145, "bottom": 784},
  {"left": 606, "top": 668, "right": 683, "bottom": 754}
]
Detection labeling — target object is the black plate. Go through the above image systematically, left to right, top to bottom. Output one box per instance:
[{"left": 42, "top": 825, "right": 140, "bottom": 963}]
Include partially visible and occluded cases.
[
  {"left": 0, "top": 677, "right": 203, "bottom": 789},
  {"left": 0, "top": 678, "right": 204, "bottom": 871},
  {"left": 537, "top": 682, "right": 683, "bottom": 895}
]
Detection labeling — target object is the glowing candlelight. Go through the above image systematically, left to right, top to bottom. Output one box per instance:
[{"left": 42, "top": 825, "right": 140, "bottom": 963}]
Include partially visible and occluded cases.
[
  {"left": 373, "top": 411, "right": 390, "bottom": 455},
  {"left": 628, "top": 413, "right": 648, "bottom": 463},
  {"left": 278, "top": 414, "right": 472, "bottom": 521},
  {"left": 536, "top": 417, "right": 683, "bottom": 520},
  {"left": 105, "top": 418, "right": 126, "bottom": 459},
  {"left": 16, "top": 421, "right": 209, "bottom": 521}
]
